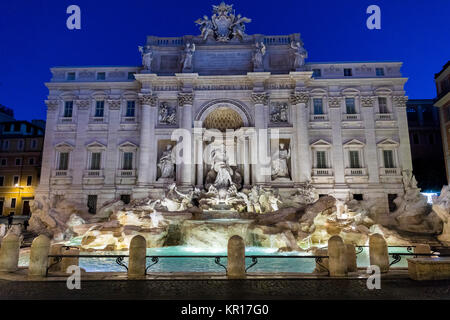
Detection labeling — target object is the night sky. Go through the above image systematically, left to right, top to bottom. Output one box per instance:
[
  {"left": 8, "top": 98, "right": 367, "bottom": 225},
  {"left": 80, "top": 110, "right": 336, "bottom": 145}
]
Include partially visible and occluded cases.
[{"left": 0, "top": 0, "right": 449, "bottom": 121}]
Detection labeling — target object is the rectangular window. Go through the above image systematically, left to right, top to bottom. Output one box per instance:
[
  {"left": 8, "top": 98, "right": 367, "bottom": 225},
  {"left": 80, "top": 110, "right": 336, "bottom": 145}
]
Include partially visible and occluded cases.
[
  {"left": 344, "top": 68, "right": 352, "bottom": 76},
  {"left": 376, "top": 68, "right": 385, "bottom": 76},
  {"left": 312, "top": 69, "right": 321, "bottom": 77},
  {"left": 67, "top": 72, "right": 76, "bottom": 80},
  {"left": 97, "top": 72, "right": 106, "bottom": 80},
  {"left": 128, "top": 72, "right": 135, "bottom": 80},
  {"left": 378, "top": 97, "right": 388, "bottom": 114},
  {"left": 313, "top": 98, "right": 323, "bottom": 115},
  {"left": 345, "top": 98, "right": 356, "bottom": 114},
  {"left": 64, "top": 101, "right": 73, "bottom": 118},
  {"left": 95, "top": 101, "right": 105, "bottom": 117},
  {"left": 126, "top": 101, "right": 135, "bottom": 117},
  {"left": 31, "top": 139, "right": 37, "bottom": 149},
  {"left": 3, "top": 140, "right": 9, "bottom": 150},
  {"left": 17, "top": 140, "right": 24, "bottom": 150},
  {"left": 383, "top": 150, "right": 395, "bottom": 168},
  {"left": 316, "top": 151, "right": 327, "bottom": 168},
  {"left": 349, "top": 151, "right": 360, "bottom": 168},
  {"left": 58, "top": 152, "right": 69, "bottom": 170},
  {"left": 90, "top": 152, "right": 101, "bottom": 170},
  {"left": 123, "top": 152, "right": 133, "bottom": 170},
  {"left": 15, "top": 158, "right": 22, "bottom": 166},
  {"left": 29, "top": 158, "right": 35, "bottom": 165},
  {"left": 1, "top": 159, "right": 6, "bottom": 166},
  {"left": 0, "top": 176, "right": 4, "bottom": 186},
  {"left": 13, "top": 176, "right": 19, "bottom": 185},
  {"left": 26, "top": 176, "right": 32, "bottom": 186},
  {"left": 120, "top": 194, "right": 131, "bottom": 204},
  {"left": 87, "top": 195, "right": 98, "bottom": 214},
  {"left": 11, "top": 198, "right": 16, "bottom": 209},
  {"left": 22, "top": 201, "right": 31, "bottom": 215}
]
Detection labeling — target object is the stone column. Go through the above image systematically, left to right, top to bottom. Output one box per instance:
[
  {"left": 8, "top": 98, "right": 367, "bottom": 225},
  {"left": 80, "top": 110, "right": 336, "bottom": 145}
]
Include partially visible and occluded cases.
[
  {"left": 290, "top": 90, "right": 311, "bottom": 183},
  {"left": 251, "top": 92, "right": 270, "bottom": 184},
  {"left": 178, "top": 93, "right": 194, "bottom": 187},
  {"left": 137, "top": 94, "right": 158, "bottom": 186},
  {"left": 361, "top": 96, "right": 380, "bottom": 183},
  {"left": 393, "top": 96, "right": 413, "bottom": 172},
  {"left": 328, "top": 97, "right": 346, "bottom": 186},
  {"left": 72, "top": 99, "right": 90, "bottom": 187},
  {"left": 104, "top": 99, "right": 121, "bottom": 186},
  {"left": 35, "top": 100, "right": 59, "bottom": 199},
  {"left": 194, "top": 124, "right": 203, "bottom": 188},
  {"left": 243, "top": 137, "right": 250, "bottom": 187},
  {"left": 369, "top": 233, "right": 389, "bottom": 273},
  {"left": 0, "top": 234, "right": 20, "bottom": 272},
  {"left": 28, "top": 235, "right": 51, "bottom": 278},
  {"left": 128, "top": 235, "right": 147, "bottom": 278},
  {"left": 227, "top": 235, "right": 246, "bottom": 279},
  {"left": 328, "top": 235, "right": 347, "bottom": 277},
  {"left": 345, "top": 244, "right": 357, "bottom": 272}
]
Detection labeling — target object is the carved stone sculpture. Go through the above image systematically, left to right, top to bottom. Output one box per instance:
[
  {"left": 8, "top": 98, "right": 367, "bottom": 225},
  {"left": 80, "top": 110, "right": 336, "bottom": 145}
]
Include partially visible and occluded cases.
[
  {"left": 290, "top": 41, "right": 307, "bottom": 69},
  {"left": 252, "top": 42, "right": 266, "bottom": 71},
  {"left": 181, "top": 43, "right": 195, "bottom": 72},
  {"left": 138, "top": 45, "right": 153, "bottom": 71},
  {"left": 158, "top": 102, "right": 177, "bottom": 125},
  {"left": 270, "top": 103, "right": 289, "bottom": 123},
  {"left": 271, "top": 143, "right": 291, "bottom": 180},
  {"left": 157, "top": 145, "right": 176, "bottom": 180},
  {"left": 432, "top": 185, "right": 450, "bottom": 244}
]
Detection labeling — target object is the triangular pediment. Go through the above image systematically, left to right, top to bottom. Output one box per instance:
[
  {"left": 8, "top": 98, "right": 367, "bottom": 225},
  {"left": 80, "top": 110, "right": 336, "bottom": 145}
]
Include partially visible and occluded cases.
[
  {"left": 377, "top": 138, "right": 399, "bottom": 147},
  {"left": 311, "top": 139, "right": 332, "bottom": 147},
  {"left": 343, "top": 139, "right": 365, "bottom": 147},
  {"left": 54, "top": 141, "right": 74, "bottom": 150},
  {"left": 86, "top": 141, "right": 107, "bottom": 149},
  {"left": 118, "top": 141, "right": 138, "bottom": 149}
]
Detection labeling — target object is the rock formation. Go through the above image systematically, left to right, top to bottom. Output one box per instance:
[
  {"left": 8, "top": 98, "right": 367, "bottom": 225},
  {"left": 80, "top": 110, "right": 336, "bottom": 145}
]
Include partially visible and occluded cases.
[{"left": 432, "top": 185, "right": 450, "bottom": 245}]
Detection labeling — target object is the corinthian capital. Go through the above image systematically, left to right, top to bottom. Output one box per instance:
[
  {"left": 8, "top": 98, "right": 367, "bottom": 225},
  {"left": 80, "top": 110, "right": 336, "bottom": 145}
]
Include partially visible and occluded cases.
[
  {"left": 290, "top": 90, "right": 309, "bottom": 105},
  {"left": 177, "top": 92, "right": 194, "bottom": 106},
  {"left": 251, "top": 92, "right": 269, "bottom": 105},
  {"left": 139, "top": 93, "right": 158, "bottom": 106},
  {"left": 361, "top": 96, "right": 375, "bottom": 108},
  {"left": 393, "top": 96, "right": 408, "bottom": 108},
  {"left": 328, "top": 97, "right": 342, "bottom": 108},
  {"left": 75, "top": 99, "right": 90, "bottom": 110},
  {"left": 107, "top": 99, "right": 121, "bottom": 110},
  {"left": 45, "top": 100, "right": 59, "bottom": 111}
]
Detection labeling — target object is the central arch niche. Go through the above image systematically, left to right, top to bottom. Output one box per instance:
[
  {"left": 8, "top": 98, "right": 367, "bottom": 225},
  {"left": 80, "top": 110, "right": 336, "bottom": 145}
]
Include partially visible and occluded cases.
[{"left": 203, "top": 107, "right": 244, "bottom": 131}]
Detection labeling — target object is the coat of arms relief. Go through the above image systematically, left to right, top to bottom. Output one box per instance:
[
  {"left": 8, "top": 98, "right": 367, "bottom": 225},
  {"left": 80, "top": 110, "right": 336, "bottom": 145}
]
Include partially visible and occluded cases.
[{"left": 195, "top": 2, "right": 251, "bottom": 42}]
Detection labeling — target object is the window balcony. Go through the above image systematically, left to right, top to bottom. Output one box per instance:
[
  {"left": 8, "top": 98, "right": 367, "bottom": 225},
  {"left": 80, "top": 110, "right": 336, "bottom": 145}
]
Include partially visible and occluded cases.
[
  {"left": 376, "top": 113, "right": 393, "bottom": 121},
  {"left": 310, "top": 114, "right": 328, "bottom": 121},
  {"left": 343, "top": 114, "right": 360, "bottom": 121},
  {"left": 122, "top": 116, "right": 136, "bottom": 123},
  {"left": 60, "top": 117, "right": 74, "bottom": 124},
  {"left": 91, "top": 117, "right": 105, "bottom": 123},
  {"left": 379, "top": 167, "right": 401, "bottom": 176},
  {"left": 312, "top": 168, "right": 333, "bottom": 176},
  {"left": 344, "top": 168, "right": 367, "bottom": 176},
  {"left": 83, "top": 169, "right": 104, "bottom": 184},
  {"left": 84, "top": 169, "right": 103, "bottom": 177},
  {"left": 116, "top": 169, "right": 136, "bottom": 184},
  {"left": 51, "top": 170, "right": 72, "bottom": 185},
  {"left": 53, "top": 170, "right": 70, "bottom": 176}
]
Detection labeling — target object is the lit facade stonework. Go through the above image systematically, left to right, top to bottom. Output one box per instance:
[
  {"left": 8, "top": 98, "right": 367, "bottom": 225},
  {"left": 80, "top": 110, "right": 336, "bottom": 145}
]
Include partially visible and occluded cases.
[{"left": 37, "top": 6, "right": 412, "bottom": 215}]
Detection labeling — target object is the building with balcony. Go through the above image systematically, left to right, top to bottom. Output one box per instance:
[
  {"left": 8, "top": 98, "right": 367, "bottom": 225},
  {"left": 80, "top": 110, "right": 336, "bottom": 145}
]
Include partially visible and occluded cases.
[
  {"left": 37, "top": 3, "right": 413, "bottom": 215},
  {"left": 434, "top": 61, "right": 450, "bottom": 183},
  {"left": 406, "top": 99, "right": 446, "bottom": 191},
  {"left": 0, "top": 120, "right": 45, "bottom": 216}
]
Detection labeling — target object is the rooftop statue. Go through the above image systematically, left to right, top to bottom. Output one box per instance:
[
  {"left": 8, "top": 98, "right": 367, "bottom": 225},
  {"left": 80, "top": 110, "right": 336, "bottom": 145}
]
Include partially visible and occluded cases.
[
  {"left": 195, "top": 2, "right": 251, "bottom": 42},
  {"left": 138, "top": 45, "right": 153, "bottom": 71}
]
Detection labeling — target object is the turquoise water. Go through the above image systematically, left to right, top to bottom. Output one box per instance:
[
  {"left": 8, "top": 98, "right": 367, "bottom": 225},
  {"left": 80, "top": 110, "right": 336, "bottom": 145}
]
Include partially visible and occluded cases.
[{"left": 19, "top": 246, "right": 410, "bottom": 273}]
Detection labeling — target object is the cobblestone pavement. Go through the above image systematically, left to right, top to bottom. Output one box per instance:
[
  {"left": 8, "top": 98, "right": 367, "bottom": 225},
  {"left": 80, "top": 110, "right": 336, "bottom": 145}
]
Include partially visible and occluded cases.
[{"left": 1, "top": 277, "right": 449, "bottom": 300}]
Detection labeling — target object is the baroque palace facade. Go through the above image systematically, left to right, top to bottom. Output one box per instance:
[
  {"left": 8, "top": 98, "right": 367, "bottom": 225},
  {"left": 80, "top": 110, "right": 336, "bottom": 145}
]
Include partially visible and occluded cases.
[{"left": 37, "top": 3, "right": 411, "bottom": 214}]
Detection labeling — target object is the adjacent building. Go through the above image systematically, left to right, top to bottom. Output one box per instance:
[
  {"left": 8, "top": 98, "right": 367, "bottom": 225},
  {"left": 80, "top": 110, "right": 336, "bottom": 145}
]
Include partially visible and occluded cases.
[
  {"left": 37, "top": 3, "right": 413, "bottom": 215},
  {"left": 434, "top": 61, "right": 450, "bottom": 183},
  {"left": 406, "top": 99, "right": 446, "bottom": 191},
  {"left": 0, "top": 121, "right": 45, "bottom": 216}
]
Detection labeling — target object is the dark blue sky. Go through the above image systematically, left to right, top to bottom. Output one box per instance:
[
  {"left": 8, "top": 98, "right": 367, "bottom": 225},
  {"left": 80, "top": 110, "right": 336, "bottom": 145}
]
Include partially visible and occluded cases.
[{"left": 0, "top": 0, "right": 449, "bottom": 121}]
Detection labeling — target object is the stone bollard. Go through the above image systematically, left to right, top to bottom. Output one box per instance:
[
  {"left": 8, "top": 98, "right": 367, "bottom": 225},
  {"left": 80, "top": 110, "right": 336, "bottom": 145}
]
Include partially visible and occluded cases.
[
  {"left": 369, "top": 233, "right": 389, "bottom": 273},
  {"left": 0, "top": 234, "right": 20, "bottom": 272},
  {"left": 28, "top": 235, "right": 51, "bottom": 278},
  {"left": 128, "top": 235, "right": 146, "bottom": 278},
  {"left": 227, "top": 235, "right": 246, "bottom": 279},
  {"left": 328, "top": 235, "right": 347, "bottom": 277},
  {"left": 345, "top": 244, "right": 358, "bottom": 273},
  {"left": 414, "top": 244, "right": 431, "bottom": 254}
]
